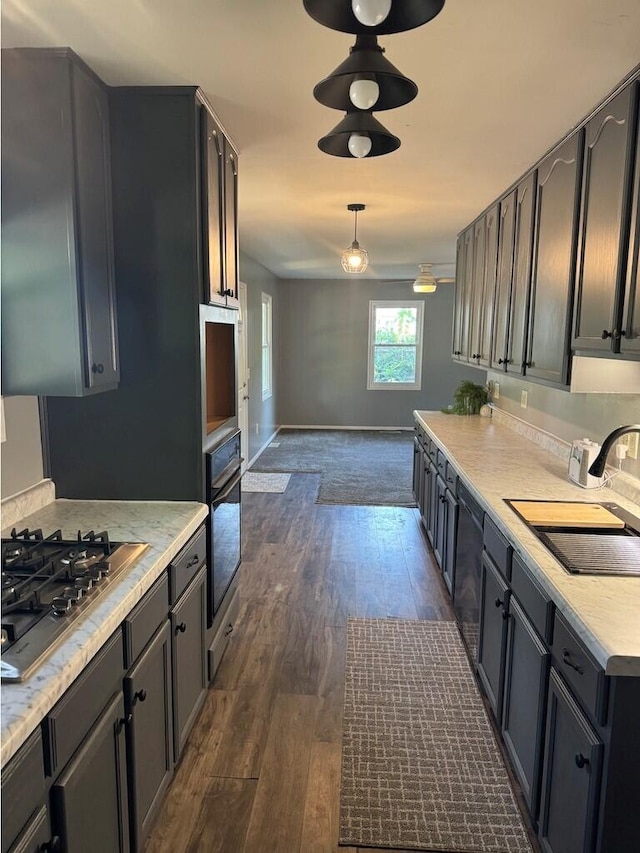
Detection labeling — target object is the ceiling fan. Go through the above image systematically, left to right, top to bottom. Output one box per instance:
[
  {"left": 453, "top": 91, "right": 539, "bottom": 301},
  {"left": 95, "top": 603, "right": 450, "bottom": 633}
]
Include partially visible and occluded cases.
[{"left": 382, "top": 263, "right": 456, "bottom": 292}]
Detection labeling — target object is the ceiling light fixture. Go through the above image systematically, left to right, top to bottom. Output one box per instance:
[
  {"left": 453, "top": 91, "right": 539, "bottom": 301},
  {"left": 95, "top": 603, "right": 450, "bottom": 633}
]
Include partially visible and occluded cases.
[
  {"left": 303, "top": 0, "right": 446, "bottom": 35},
  {"left": 313, "top": 35, "right": 418, "bottom": 112},
  {"left": 318, "top": 110, "right": 400, "bottom": 158},
  {"left": 341, "top": 204, "right": 369, "bottom": 273},
  {"left": 412, "top": 263, "right": 439, "bottom": 293}
]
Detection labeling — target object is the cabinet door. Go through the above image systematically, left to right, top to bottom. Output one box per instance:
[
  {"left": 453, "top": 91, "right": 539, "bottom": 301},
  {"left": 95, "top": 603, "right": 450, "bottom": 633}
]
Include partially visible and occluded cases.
[
  {"left": 1, "top": 49, "right": 119, "bottom": 397},
  {"left": 72, "top": 62, "right": 119, "bottom": 391},
  {"left": 574, "top": 84, "right": 638, "bottom": 352},
  {"left": 621, "top": 91, "right": 640, "bottom": 356},
  {"left": 201, "top": 108, "right": 226, "bottom": 306},
  {"left": 527, "top": 133, "right": 583, "bottom": 386},
  {"left": 224, "top": 140, "right": 239, "bottom": 305},
  {"left": 506, "top": 171, "right": 536, "bottom": 376},
  {"left": 492, "top": 190, "right": 517, "bottom": 369},
  {"left": 478, "top": 203, "right": 500, "bottom": 367},
  {"left": 468, "top": 216, "right": 487, "bottom": 365},
  {"left": 453, "top": 228, "right": 474, "bottom": 360},
  {"left": 412, "top": 436, "right": 422, "bottom": 506},
  {"left": 419, "top": 448, "right": 430, "bottom": 526},
  {"left": 426, "top": 460, "right": 438, "bottom": 547},
  {"left": 433, "top": 474, "right": 447, "bottom": 569},
  {"left": 442, "top": 487, "right": 458, "bottom": 596},
  {"left": 477, "top": 553, "right": 509, "bottom": 724},
  {"left": 171, "top": 567, "right": 207, "bottom": 761},
  {"left": 502, "top": 597, "right": 550, "bottom": 820},
  {"left": 125, "top": 622, "right": 173, "bottom": 852},
  {"left": 539, "top": 669, "right": 603, "bottom": 853},
  {"left": 51, "top": 692, "right": 129, "bottom": 853}
]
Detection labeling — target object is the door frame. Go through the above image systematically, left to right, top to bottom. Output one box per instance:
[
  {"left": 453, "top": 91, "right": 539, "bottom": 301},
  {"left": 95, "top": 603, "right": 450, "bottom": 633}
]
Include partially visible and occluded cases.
[{"left": 237, "top": 281, "right": 249, "bottom": 472}]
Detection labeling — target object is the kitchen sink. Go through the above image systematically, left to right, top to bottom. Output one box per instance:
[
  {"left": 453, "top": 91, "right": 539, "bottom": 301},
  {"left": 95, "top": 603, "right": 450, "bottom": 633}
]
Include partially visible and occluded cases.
[{"left": 505, "top": 499, "right": 640, "bottom": 576}]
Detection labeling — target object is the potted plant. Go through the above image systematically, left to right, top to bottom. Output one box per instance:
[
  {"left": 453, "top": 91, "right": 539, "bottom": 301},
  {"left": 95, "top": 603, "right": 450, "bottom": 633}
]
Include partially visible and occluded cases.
[{"left": 442, "top": 380, "right": 489, "bottom": 415}]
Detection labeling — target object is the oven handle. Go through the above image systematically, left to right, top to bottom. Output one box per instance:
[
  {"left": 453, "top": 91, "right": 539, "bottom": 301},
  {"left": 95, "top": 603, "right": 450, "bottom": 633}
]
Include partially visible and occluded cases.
[
  {"left": 211, "top": 458, "right": 244, "bottom": 491},
  {"left": 211, "top": 469, "right": 243, "bottom": 507}
]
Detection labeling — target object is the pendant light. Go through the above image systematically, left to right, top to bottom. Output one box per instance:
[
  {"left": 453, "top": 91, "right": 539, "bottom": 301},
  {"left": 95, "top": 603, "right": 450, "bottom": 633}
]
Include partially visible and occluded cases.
[
  {"left": 303, "top": 0, "right": 446, "bottom": 35},
  {"left": 313, "top": 35, "right": 418, "bottom": 112},
  {"left": 318, "top": 110, "right": 400, "bottom": 158},
  {"left": 341, "top": 204, "right": 369, "bottom": 273},
  {"left": 412, "top": 263, "right": 438, "bottom": 293}
]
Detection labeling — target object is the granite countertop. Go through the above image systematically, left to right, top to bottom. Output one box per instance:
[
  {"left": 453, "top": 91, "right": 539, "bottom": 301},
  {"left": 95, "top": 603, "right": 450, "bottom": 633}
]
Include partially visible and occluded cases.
[
  {"left": 415, "top": 410, "right": 640, "bottom": 677},
  {"left": 1, "top": 498, "right": 208, "bottom": 768}
]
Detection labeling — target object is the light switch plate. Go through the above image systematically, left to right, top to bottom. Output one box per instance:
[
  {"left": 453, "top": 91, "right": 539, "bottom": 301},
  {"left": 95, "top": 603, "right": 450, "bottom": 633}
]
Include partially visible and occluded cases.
[
  {"left": 494, "top": 382, "right": 500, "bottom": 400},
  {"left": 520, "top": 390, "right": 528, "bottom": 409},
  {"left": 621, "top": 432, "right": 639, "bottom": 459}
]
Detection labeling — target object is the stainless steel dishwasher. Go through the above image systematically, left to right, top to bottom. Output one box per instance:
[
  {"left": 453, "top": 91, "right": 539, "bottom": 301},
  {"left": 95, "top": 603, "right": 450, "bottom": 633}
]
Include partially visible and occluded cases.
[{"left": 452, "top": 482, "right": 484, "bottom": 662}]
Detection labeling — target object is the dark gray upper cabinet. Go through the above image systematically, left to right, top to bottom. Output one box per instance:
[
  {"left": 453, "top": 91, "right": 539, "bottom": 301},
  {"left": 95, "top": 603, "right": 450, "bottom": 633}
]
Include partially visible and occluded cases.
[
  {"left": 1, "top": 48, "right": 119, "bottom": 397},
  {"left": 573, "top": 83, "right": 639, "bottom": 354},
  {"left": 621, "top": 90, "right": 640, "bottom": 355},
  {"left": 202, "top": 108, "right": 225, "bottom": 307},
  {"left": 526, "top": 132, "right": 584, "bottom": 386},
  {"left": 224, "top": 140, "right": 240, "bottom": 307},
  {"left": 506, "top": 171, "right": 536, "bottom": 376},
  {"left": 492, "top": 190, "right": 517, "bottom": 369},
  {"left": 467, "top": 205, "right": 500, "bottom": 367},
  {"left": 452, "top": 228, "right": 474, "bottom": 360}
]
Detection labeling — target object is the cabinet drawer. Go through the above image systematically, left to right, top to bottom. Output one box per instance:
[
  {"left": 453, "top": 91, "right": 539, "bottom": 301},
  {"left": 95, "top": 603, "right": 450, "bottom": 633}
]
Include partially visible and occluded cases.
[
  {"left": 427, "top": 440, "right": 438, "bottom": 462},
  {"left": 436, "top": 449, "right": 447, "bottom": 476},
  {"left": 445, "top": 462, "right": 457, "bottom": 494},
  {"left": 483, "top": 516, "right": 512, "bottom": 581},
  {"left": 169, "top": 526, "right": 206, "bottom": 605},
  {"left": 511, "top": 554, "right": 554, "bottom": 644},
  {"left": 123, "top": 573, "right": 169, "bottom": 667},
  {"left": 208, "top": 585, "right": 240, "bottom": 681},
  {"left": 552, "top": 612, "right": 608, "bottom": 725},
  {"left": 42, "top": 630, "right": 124, "bottom": 777},
  {"left": 1, "top": 729, "right": 46, "bottom": 853}
]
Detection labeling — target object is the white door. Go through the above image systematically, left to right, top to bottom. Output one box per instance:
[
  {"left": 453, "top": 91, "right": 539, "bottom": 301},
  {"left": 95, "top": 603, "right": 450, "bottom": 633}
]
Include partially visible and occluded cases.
[{"left": 237, "top": 281, "right": 250, "bottom": 472}]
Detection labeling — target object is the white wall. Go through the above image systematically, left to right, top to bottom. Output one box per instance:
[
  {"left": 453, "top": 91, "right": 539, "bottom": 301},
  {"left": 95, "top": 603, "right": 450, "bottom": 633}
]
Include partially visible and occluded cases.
[{"left": 1, "top": 396, "right": 44, "bottom": 499}]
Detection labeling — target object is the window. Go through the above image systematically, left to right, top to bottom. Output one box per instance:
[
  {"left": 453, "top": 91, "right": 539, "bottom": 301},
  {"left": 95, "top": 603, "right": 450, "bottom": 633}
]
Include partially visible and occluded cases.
[
  {"left": 261, "top": 292, "right": 273, "bottom": 400},
  {"left": 367, "top": 301, "right": 424, "bottom": 390}
]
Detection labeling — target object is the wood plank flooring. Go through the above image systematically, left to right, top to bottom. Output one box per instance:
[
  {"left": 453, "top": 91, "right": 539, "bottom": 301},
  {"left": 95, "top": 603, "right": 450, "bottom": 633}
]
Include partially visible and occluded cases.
[{"left": 145, "top": 473, "right": 535, "bottom": 853}]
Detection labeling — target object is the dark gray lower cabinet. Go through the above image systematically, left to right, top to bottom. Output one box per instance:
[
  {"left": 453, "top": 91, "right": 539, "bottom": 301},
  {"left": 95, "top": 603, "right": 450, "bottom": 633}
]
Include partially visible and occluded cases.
[
  {"left": 477, "top": 553, "right": 509, "bottom": 724},
  {"left": 171, "top": 566, "right": 207, "bottom": 761},
  {"left": 501, "top": 596, "right": 550, "bottom": 818},
  {"left": 125, "top": 621, "right": 173, "bottom": 852},
  {"left": 539, "top": 669, "right": 603, "bottom": 853},
  {"left": 51, "top": 691, "right": 130, "bottom": 853},
  {"left": 8, "top": 805, "right": 55, "bottom": 853}
]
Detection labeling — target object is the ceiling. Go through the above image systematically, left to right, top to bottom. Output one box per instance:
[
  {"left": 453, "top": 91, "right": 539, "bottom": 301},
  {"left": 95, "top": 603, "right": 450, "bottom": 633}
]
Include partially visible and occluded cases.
[{"left": 3, "top": 1, "right": 640, "bottom": 282}]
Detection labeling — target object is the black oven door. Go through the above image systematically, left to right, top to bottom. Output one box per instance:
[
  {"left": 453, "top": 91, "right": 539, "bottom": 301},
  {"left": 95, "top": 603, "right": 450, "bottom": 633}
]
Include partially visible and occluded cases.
[{"left": 209, "top": 467, "right": 242, "bottom": 625}]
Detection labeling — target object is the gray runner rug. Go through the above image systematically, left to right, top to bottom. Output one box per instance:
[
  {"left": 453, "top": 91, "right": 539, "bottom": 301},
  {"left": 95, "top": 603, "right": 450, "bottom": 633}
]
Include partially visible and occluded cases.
[
  {"left": 250, "top": 429, "right": 416, "bottom": 506},
  {"left": 340, "top": 618, "right": 533, "bottom": 852}
]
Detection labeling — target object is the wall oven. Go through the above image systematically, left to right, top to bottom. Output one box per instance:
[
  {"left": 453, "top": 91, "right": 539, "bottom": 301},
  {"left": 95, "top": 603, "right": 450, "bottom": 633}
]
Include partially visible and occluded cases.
[{"left": 206, "top": 430, "right": 242, "bottom": 628}]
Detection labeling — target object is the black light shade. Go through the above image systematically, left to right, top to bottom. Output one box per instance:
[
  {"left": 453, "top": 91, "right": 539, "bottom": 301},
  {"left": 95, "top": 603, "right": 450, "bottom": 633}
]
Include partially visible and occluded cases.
[
  {"left": 303, "top": 0, "right": 445, "bottom": 35},
  {"left": 314, "top": 35, "right": 418, "bottom": 111},
  {"left": 318, "top": 110, "right": 400, "bottom": 157}
]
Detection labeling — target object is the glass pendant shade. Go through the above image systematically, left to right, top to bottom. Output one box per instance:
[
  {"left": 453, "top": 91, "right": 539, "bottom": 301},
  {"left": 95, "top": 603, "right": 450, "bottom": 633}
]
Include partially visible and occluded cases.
[
  {"left": 303, "top": 0, "right": 446, "bottom": 35},
  {"left": 313, "top": 35, "right": 417, "bottom": 112},
  {"left": 318, "top": 110, "right": 400, "bottom": 157},
  {"left": 341, "top": 204, "right": 369, "bottom": 273},
  {"left": 341, "top": 240, "right": 369, "bottom": 273}
]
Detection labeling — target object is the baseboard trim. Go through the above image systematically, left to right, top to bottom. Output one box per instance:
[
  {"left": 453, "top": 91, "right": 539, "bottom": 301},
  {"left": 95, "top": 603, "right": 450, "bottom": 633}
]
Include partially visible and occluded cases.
[
  {"left": 278, "top": 424, "right": 413, "bottom": 432},
  {"left": 246, "top": 427, "right": 281, "bottom": 470}
]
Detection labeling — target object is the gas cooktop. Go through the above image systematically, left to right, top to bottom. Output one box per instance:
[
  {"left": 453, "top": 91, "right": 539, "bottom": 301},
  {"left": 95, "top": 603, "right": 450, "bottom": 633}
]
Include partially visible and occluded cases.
[
  {"left": 505, "top": 500, "right": 640, "bottom": 577},
  {"left": 1, "top": 527, "right": 149, "bottom": 682}
]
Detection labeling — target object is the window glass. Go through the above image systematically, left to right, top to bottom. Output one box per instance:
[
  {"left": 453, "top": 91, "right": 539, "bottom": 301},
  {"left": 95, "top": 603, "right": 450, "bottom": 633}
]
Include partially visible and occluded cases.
[{"left": 367, "top": 301, "right": 424, "bottom": 390}]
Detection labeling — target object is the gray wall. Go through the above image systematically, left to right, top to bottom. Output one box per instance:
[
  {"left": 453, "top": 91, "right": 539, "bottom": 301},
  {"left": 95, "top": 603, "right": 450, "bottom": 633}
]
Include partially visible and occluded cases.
[
  {"left": 239, "top": 253, "right": 281, "bottom": 461},
  {"left": 276, "top": 278, "right": 480, "bottom": 428},
  {"left": 488, "top": 370, "right": 640, "bottom": 480},
  {"left": 1, "top": 396, "right": 44, "bottom": 498}
]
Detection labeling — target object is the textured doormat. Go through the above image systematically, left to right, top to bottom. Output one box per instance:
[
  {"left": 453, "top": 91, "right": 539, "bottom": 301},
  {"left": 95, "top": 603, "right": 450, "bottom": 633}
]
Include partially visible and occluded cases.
[
  {"left": 251, "top": 429, "right": 416, "bottom": 506},
  {"left": 242, "top": 472, "right": 291, "bottom": 493},
  {"left": 340, "top": 618, "right": 533, "bottom": 852}
]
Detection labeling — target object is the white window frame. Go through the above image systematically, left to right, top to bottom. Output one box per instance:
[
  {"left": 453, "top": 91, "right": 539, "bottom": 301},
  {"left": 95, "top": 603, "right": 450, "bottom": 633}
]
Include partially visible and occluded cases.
[
  {"left": 261, "top": 292, "right": 273, "bottom": 401},
  {"left": 367, "top": 300, "right": 424, "bottom": 391}
]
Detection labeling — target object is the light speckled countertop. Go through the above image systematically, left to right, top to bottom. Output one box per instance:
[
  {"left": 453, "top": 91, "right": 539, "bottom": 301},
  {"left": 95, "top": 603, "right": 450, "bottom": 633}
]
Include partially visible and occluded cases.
[
  {"left": 415, "top": 411, "right": 640, "bottom": 678},
  {"left": 1, "top": 499, "right": 208, "bottom": 768}
]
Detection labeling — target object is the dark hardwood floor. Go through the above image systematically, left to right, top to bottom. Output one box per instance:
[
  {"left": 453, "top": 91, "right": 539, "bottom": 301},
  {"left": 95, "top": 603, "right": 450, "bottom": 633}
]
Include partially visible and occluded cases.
[{"left": 145, "top": 473, "right": 535, "bottom": 853}]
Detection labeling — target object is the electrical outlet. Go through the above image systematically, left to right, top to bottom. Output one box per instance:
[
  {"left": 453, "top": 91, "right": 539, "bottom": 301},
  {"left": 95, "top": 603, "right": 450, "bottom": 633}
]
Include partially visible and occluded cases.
[
  {"left": 494, "top": 382, "right": 500, "bottom": 400},
  {"left": 520, "top": 390, "right": 528, "bottom": 409},
  {"left": 255, "top": 422, "right": 259, "bottom": 435},
  {"left": 620, "top": 432, "right": 639, "bottom": 460}
]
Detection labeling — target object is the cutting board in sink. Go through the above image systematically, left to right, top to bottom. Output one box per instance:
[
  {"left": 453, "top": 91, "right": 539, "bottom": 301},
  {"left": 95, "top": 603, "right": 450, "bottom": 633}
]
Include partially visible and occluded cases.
[{"left": 508, "top": 500, "right": 626, "bottom": 528}]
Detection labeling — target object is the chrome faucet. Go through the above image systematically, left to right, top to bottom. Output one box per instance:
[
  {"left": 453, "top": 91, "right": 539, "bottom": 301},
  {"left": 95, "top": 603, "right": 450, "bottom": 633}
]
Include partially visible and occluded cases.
[{"left": 588, "top": 425, "right": 640, "bottom": 477}]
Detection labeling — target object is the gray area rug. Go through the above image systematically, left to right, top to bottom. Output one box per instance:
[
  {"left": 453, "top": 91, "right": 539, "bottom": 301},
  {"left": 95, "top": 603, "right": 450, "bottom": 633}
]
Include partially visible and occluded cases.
[
  {"left": 250, "top": 429, "right": 416, "bottom": 506},
  {"left": 340, "top": 618, "right": 533, "bottom": 852}
]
